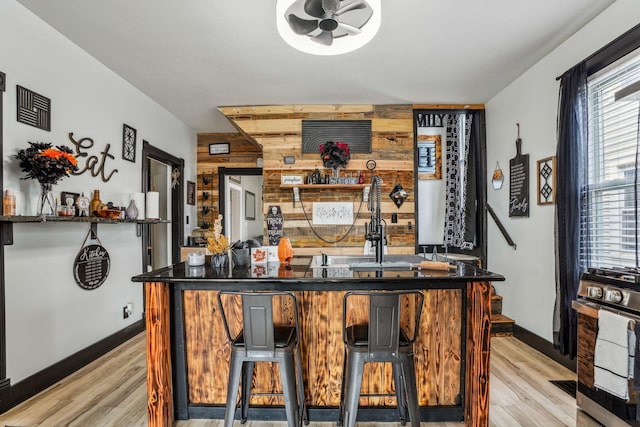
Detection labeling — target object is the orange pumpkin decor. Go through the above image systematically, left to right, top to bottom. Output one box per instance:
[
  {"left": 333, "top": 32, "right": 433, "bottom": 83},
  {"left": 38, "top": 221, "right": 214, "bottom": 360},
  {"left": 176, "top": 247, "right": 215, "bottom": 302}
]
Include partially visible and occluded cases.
[{"left": 277, "top": 236, "right": 293, "bottom": 264}]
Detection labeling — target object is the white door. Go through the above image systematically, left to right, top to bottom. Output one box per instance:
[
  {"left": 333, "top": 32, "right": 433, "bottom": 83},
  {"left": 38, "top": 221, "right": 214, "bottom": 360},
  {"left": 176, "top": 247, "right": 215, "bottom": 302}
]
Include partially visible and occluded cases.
[
  {"left": 149, "top": 158, "right": 171, "bottom": 270},
  {"left": 226, "top": 182, "right": 243, "bottom": 244}
]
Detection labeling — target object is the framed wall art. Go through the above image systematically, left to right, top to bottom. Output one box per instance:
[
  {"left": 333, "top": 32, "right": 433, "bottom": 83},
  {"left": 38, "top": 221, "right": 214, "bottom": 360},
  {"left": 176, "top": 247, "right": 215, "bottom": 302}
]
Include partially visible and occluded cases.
[
  {"left": 17, "top": 85, "right": 51, "bottom": 131},
  {"left": 122, "top": 124, "right": 136, "bottom": 162},
  {"left": 416, "top": 134, "right": 442, "bottom": 179},
  {"left": 209, "top": 142, "right": 230, "bottom": 155},
  {"left": 537, "top": 156, "right": 556, "bottom": 205},
  {"left": 186, "top": 181, "right": 196, "bottom": 205},
  {"left": 245, "top": 191, "right": 256, "bottom": 220}
]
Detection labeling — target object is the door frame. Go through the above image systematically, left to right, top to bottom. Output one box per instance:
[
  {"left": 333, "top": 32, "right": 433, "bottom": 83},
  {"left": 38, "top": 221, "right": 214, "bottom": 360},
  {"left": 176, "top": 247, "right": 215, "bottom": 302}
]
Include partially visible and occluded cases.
[
  {"left": 141, "top": 141, "right": 184, "bottom": 267},
  {"left": 218, "top": 167, "right": 262, "bottom": 236}
]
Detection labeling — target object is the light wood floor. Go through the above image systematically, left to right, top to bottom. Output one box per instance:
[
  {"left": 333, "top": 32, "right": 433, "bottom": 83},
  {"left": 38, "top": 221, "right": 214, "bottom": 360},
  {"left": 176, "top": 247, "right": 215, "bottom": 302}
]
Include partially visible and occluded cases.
[{"left": 0, "top": 333, "right": 600, "bottom": 426}]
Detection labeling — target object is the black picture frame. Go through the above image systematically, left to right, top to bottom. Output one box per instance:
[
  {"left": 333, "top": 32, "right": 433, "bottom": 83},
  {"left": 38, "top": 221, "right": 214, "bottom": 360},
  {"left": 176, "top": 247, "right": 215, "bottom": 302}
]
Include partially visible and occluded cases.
[
  {"left": 17, "top": 85, "right": 51, "bottom": 131},
  {"left": 122, "top": 124, "right": 137, "bottom": 163},
  {"left": 209, "top": 142, "right": 230, "bottom": 155},
  {"left": 186, "top": 181, "right": 196, "bottom": 205},
  {"left": 245, "top": 191, "right": 255, "bottom": 220}
]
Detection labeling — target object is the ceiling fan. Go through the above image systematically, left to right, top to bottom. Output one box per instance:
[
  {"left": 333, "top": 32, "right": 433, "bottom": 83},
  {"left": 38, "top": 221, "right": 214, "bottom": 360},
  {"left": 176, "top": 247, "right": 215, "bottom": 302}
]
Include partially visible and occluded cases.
[{"left": 285, "top": 0, "right": 374, "bottom": 46}]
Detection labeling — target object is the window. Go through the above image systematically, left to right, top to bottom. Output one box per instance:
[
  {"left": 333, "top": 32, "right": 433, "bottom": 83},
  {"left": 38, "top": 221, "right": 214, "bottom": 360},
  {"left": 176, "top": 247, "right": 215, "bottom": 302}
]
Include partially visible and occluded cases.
[{"left": 582, "top": 51, "right": 640, "bottom": 268}]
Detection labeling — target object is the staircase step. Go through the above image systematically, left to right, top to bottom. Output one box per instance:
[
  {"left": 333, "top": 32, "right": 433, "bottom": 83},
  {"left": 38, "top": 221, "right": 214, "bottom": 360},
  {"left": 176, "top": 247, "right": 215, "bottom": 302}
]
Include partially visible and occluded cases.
[
  {"left": 491, "top": 295, "right": 503, "bottom": 315},
  {"left": 491, "top": 313, "right": 515, "bottom": 337}
]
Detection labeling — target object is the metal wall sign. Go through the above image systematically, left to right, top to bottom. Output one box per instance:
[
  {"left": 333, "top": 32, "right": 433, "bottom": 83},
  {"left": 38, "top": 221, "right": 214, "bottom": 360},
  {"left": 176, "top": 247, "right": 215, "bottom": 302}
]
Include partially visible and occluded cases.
[
  {"left": 509, "top": 129, "right": 530, "bottom": 217},
  {"left": 73, "top": 229, "right": 111, "bottom": 290}
]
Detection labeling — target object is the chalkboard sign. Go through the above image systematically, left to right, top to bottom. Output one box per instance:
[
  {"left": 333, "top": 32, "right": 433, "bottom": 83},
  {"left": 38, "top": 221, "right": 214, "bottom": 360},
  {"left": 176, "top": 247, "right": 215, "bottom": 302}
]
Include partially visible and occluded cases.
[
  {"left": 509, "top": 138, "right": 530, "bottom": 217},
  {"left": 266, "top": 205, "right": 283, "bottom": 246},
  {"left": 74, "top": 243, "right": 111, "bottom": 290}
]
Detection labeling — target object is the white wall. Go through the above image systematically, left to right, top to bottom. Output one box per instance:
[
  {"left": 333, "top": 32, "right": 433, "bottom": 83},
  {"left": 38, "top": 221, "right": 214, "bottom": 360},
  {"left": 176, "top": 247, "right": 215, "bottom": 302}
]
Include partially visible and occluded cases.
[
  {"left": 486, "top": 0, "right": 640, "bottom": 341},
  {"left": 1, "top": 2, "right": 196, "bottom": 382}
]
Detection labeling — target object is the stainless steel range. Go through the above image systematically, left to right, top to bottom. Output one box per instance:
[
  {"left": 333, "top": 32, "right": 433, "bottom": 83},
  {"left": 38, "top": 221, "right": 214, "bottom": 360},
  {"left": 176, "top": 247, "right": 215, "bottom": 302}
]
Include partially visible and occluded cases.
[{"left": 575, "top": 267, "right": 640, "bottom": 427}]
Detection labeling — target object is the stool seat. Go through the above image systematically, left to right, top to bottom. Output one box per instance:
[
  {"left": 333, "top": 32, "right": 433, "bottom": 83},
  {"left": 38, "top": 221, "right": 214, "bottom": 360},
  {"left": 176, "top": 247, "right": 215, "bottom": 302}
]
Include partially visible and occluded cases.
[
  {"left": 339, "top": 291, "right": 424, "bottom": 427},
  {"left": 345, "top": 324, "right": 412, "bottom": 348},
  {"left": 232, "top": 326, "right": 296, "bottom": 349}
]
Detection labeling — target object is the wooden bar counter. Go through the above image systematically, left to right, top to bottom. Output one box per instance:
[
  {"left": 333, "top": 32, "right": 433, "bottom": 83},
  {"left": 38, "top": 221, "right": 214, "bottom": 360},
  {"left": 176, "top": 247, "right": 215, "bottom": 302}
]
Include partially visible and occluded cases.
[{"left": 132, "top": 255, "right": 504, "bottom": 427}]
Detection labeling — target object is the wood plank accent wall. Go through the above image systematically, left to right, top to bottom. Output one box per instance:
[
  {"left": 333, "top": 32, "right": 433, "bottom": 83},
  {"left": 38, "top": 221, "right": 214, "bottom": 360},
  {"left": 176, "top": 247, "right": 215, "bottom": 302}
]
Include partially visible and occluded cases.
[
  {"left": 218, "top": 105, "right": 416, "bottom": 255},
  {"left": 196, "top": 133, "right": 262, "bottom": 229},
  {"left": 183, "top": 289, "right": 462, "bottom": 407}
]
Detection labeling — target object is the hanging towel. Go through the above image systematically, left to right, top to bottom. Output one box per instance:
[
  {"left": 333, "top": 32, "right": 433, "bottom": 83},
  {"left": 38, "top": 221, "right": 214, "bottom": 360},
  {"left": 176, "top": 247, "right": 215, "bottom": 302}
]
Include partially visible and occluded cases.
[{"left": 594, "top": 309, "right": 632, "bottom": 400}]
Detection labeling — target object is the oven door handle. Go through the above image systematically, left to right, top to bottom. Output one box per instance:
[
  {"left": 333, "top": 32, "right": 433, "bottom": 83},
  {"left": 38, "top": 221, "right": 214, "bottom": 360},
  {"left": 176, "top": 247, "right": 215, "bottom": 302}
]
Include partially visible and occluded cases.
[{"left": 573, "top": 299, "right": 640, "bottom": 326}]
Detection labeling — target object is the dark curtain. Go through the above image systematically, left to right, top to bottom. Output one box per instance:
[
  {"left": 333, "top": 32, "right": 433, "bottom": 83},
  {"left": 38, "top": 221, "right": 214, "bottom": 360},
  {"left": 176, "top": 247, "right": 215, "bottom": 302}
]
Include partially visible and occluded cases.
[
  {"left": 553, "top": 62, "right": 587, "bottom": 358},
  {"left": 444, "top": 113, "right": 474, "bottom": 250}
]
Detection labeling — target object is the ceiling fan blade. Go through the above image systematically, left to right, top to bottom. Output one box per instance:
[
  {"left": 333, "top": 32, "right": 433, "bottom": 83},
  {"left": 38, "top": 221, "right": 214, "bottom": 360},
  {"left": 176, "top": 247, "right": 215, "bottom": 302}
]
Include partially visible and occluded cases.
[
  {"left": 304, "top": 0, "right": 325, "bottom": 18},
  {"left": 322, "top": 0, "right": 340, "bottom": 13},
  {"left": 335, "top": 0, "right": 367, "bottom": 15},
  {"left": 287, "top": 14, "right": 319, "bottom": 35},
  {"left": 336, "top": 21, "right": 362, "bottom": 35},
  {"left": 312, "top": 30, "right": 334, "bottom": 46}
]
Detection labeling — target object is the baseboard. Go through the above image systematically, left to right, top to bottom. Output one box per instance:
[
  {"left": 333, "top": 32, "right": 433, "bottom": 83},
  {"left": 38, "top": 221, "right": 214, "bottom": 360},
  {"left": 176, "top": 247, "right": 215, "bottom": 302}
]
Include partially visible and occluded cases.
[
  {"left": 0, "top": 319, "right": 144, "bottom": 414},
  {"left": 512, "top": 324, "right": 576, "bottom": 372}
]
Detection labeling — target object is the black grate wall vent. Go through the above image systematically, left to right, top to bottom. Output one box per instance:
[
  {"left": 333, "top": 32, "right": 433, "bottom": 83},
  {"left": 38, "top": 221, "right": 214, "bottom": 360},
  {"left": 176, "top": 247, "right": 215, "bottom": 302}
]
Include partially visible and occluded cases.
[{"left": 302, "top": 120, "right": 371, "bottom": 153}]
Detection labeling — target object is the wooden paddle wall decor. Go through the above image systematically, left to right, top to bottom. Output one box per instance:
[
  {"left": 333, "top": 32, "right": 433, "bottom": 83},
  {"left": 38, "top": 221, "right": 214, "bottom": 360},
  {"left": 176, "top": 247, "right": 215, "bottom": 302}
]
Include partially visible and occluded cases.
[
  {"left": 218, "top": 104, "right": 416, "bottom": 256},
  {"left": 508, "top": 124, "right": 529, "bottom": 217}
]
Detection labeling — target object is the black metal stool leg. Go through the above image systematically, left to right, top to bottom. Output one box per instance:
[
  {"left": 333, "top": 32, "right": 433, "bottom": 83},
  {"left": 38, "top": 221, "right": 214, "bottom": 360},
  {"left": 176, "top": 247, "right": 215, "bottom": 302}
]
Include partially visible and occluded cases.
[
  {"left": 224, "top": 352, "right": 244, "bottom": 427},
  {"left": 401, "top": 353, "right": 421, "bottom": 427},
  {"left": 241, "top": 361, "right": 254, "bottom": 424},
  {"left": 393, "top": 361, "right": 408, "bottom": 425}
]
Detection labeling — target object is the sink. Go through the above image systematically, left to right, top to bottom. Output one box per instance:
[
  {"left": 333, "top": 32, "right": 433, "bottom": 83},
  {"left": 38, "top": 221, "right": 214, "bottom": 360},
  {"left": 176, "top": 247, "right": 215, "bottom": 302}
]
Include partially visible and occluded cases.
[{"left": 311, "top": 254, "right": 428, "bottom": 270}]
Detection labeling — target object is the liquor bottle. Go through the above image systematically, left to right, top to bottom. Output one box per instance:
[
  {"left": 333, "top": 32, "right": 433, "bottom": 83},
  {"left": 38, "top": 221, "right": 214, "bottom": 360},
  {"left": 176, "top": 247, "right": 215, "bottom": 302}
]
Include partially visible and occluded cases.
[
  {"left": 3, "top": 189, "right": 16, "bottom": 215},
  {"left": 90, "top": 190, "right": 102, "bottom": 216}
]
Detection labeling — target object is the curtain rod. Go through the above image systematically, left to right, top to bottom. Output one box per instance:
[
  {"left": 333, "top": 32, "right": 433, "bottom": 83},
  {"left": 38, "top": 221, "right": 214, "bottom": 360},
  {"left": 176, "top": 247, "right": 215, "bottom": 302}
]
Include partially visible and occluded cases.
[{"left": 555, "top": 23, "right": 640, "bottom": 81}]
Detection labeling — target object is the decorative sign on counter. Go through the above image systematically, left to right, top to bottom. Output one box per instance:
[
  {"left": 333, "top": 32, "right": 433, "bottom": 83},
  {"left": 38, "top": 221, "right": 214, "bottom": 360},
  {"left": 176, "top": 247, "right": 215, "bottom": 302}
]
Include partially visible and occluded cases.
[
  {"left": 509, "top": 125, "right": 529, "bottom": 217},
  {"left": 266, "top": 205, "right": 283, "bottom": 245}
]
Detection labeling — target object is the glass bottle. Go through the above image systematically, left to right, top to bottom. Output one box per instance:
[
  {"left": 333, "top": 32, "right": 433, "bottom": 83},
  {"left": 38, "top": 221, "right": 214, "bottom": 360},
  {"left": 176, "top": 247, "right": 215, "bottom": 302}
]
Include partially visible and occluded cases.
[
  {"left": 3, "top": 189, "right": 16, "bottom": 215},
  {"left": 90, "top": 190, "right": 102, "bottom": 216}
]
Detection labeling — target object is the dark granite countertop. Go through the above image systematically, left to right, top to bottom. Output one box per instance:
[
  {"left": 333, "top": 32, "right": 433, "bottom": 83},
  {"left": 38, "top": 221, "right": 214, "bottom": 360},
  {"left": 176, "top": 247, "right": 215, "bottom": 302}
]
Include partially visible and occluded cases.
[{"left": 132, "top": 255, "right": 504, "bottom": 291}]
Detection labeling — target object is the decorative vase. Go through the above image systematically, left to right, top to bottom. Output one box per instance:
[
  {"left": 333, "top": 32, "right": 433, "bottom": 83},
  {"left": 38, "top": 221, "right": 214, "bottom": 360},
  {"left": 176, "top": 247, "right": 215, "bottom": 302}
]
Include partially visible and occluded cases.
[
  {"left": 332, "top": 167, "right": 340, "bottom": 179},
  {"left": 37, "top": 182, "right": 56, "bottom": 216},
  {"left": 125, "top": 199, "right": 139, "bottom": 220},
  {"left": 278, "top": 236, "right": 293, "bottom": 264},
  {"left": 211, "top": 253, "right": 228, "bottom": 269}
]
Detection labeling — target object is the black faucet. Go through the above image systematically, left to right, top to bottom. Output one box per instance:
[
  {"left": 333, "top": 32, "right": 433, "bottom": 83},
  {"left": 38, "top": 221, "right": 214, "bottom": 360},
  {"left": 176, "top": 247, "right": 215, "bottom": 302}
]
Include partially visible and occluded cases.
[{"left": 365, "top": 175, "right": 386, "bottom": 264}]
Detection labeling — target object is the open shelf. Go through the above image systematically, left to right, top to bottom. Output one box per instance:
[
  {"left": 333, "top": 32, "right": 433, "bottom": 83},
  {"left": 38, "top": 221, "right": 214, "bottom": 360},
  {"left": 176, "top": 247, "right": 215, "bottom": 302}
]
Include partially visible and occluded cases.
[
  {"left": 279, "top": 184, "right": 367, "bottom": 190},
  {"left": 0, "top": 215, "right": 170, "bottom": 224}
]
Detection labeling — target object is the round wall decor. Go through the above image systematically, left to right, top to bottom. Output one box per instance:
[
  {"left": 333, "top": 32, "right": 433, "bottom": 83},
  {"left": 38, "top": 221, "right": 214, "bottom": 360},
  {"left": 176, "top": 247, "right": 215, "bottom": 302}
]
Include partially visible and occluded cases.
[{"left": 73, "top": 243, "right": 111, "bottom": 290}]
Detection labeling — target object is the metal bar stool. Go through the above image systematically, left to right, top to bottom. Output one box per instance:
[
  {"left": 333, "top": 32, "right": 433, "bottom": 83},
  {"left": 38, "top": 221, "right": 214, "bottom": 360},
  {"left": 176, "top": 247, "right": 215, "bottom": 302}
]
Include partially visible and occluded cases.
[
  {"left": 217, "top": 290, "right": 307, "bottom": 427},
  {"left": 338, "top": 290, "right": 424, "bottom": 427}
]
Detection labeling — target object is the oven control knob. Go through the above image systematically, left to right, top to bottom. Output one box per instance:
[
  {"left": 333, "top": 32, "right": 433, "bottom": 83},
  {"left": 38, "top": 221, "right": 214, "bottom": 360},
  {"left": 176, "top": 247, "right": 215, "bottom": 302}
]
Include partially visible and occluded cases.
[
  {"left": 587, "top": 286, "right": 603, "bottom": 299},
  {"left": 604, "top": 289, "right": 623, "bottom": 304}
]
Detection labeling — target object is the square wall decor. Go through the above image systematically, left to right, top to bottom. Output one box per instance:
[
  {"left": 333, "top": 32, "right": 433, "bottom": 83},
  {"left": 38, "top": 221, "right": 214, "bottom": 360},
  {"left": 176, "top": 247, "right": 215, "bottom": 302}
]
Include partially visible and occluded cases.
[{"left": 17, "top": 85, "right": 51, "bottom": 131}]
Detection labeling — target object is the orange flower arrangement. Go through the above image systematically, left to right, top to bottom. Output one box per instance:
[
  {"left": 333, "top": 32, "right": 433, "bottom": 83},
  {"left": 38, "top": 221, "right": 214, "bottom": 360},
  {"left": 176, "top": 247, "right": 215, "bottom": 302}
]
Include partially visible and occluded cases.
[{"left": 14, "top": 142, "right": 78, "bottom": 185}]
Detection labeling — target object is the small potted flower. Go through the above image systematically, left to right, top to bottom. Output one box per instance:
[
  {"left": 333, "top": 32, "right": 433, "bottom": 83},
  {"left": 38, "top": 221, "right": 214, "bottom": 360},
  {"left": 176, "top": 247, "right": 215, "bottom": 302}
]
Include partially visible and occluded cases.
[
  {"left": 319, "top": 141, "right": 350, "bottom": 177},
  {"left": 14, "top": 142, "right": 78, "bottom": 215},
  {"left": 207, "top": 214, "right": 230, "bottom": 268}
]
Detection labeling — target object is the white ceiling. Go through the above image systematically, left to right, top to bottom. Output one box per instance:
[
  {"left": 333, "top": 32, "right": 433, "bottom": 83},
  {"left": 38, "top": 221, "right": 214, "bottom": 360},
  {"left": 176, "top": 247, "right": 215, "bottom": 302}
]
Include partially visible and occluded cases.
[{"left": 18, "top": 0, "right": 614, "bottom": 133}]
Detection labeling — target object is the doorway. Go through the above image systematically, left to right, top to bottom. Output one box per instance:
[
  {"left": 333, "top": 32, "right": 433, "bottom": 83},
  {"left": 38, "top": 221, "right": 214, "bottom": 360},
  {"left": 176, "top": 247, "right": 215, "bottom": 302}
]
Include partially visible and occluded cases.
[
  {"left": 142, "top": 141, "right": 184, "bottom": 269},
  {"left": 218, "top": 167, "right": 263, "bottom": 243},
  {"left": 227, "top": 182, "right": 243, "bottom": 243}
]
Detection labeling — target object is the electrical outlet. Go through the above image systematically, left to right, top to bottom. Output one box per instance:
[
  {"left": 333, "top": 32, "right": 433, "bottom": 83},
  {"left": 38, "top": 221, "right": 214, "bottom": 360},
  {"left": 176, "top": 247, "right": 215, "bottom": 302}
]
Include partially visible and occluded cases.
[
  {"left": 363, "top": 187, "right": 370, "bottom": 202},
  {"left": 123, "top": 302, "right": 133, "bottom": 319}
]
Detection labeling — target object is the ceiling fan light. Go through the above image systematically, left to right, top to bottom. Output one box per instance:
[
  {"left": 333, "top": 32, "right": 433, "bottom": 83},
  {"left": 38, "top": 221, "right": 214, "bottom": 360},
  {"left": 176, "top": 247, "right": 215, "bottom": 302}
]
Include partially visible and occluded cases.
[{"left": 277, "top": 0, "right": 381, "bottom": 56}]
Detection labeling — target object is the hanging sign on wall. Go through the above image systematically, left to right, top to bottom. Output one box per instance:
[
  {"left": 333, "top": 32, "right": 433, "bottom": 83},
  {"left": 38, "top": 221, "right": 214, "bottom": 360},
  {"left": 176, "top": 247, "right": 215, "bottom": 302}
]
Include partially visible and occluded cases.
[
  {"left": 509, "top": 125, "right": 530, "bottom": 217},
  {"left": 73, "top": 229, "right": 111, "bottom": 290}
]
